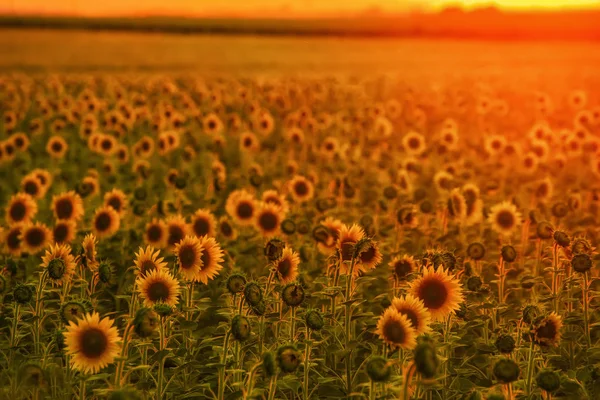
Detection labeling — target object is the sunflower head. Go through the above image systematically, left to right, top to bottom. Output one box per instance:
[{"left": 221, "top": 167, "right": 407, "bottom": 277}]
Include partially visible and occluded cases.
[
  {"left": 488, "top": 201, "right": 522, "bottom": 237},
  {"left": 410, "top": 266, "right": 464, "bottom": 322},
  {"left": 136, "top": 269, "right": 180, "bottom": 308},
  {"left": 226, "top": 273, "right": 247, "bottom": 295},
  {"left": 244, "top": 282, "right": 263, "bottom": 307},
  {"left": 13, "top": 283, "right": 34, "bottom": 304},
  {"left": 281, "top": 283, "right": 305, "bottom": 308},
  {"left": 390, "top": 294, "right": 432, "bottom": 335},
  {"left": 60, "top": 301, "right": 89, "bottom": 325},
  {"left": 133, "top": 307, "right": 159, "bottom": 339},
  {"left": 376, "top": 307, "right": 417, "bottom": 349},
  {"left": 305, "top": 309, "right": 325, "bottom": 331},
  {"left": 532, "top": 312, "right": 562, "bottom": 347},
  {"left": 231, "top": 315, "right": 252, "bottom": 342},
  {"left": 413, "top": 339, "right": 439, "bottom": 379},
  {"left": 276, "top": 345, "right": 302, "bottom": 374},
  {"left": 366, "top": 356, "right": 392, "bottom": 383},
  {"left": 493, "top": 358, "right": 520, "bottom": 384}
]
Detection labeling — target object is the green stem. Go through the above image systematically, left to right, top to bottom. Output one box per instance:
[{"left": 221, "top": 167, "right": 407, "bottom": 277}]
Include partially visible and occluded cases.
[
  {"left": 552, "top": 244, "right": 559, "bottom": 314},
  {"left": 345, "top": 256, "right": 357, "bottom": 396},
  {"left": 33, "top": 272, "right": 48, "bottom": 355},
  {"left": 583, "top": 272, "right": 592, "bottom": 348},
  {"left": 290, "top": 307, "right": 296, "bottom": 342},
  {"left": 157, "top": 317, "right": 166, "bottom": 399},
  {"left": 115, "top": 323, "right": 133, "bottom": 387},
  {"left": 303, "top": 330, "right": 311, "bottom": 400},
  {"left": 218, "top": 332, "right": 231, "bottom": 400},
  {"left": 526, "top": 340, "right": 536, "bottom": 395},
  {"left": 403, "top": 363, "right": 416, "bottom": 400},
  {"left": 267, "top": 374, "right": 278, "bottom": 400},
  {"left": 79, "top": 376, "right": 86, "bottom": 400},
  {"left": 369, "top": 380, "right": 375, "bottom": 400}
]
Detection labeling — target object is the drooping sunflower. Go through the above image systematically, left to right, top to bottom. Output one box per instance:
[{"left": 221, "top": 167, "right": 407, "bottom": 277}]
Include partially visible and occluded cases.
[
  {"left": 46, "top": 136, "right": 68, "bottom": 158},
  {"left": 288, "top": 175, "right": 314, "bottom": 203},
  {"left": 103, "top": 189, "right": 128, "bottom": 217},
  {"left": 262, "top": 189, "right": 290, "bottom": 214},
  {"left": 447, "top": 189, "right": 467, "bottom": 222},
  {"left": 225, "top": 190, "right": 257, "bottom": 226},
  {"left": 52, "top": 191, "right": 84, "bottom": 222},
  {"left": 6, "top": 193, "right": 38, "bottom": 226},
  {"left": 488, "top": 201, "right": 522, "bottom": 238},
  {"left": 254, "top": 202, "right": 284, "bottom": 238},
  {"left": 92, "top": 206, "right": 120, "bottom": 239},
  {"left": 190, "top": 209, "right": 217, "bottom": 238},
  {"left": 165, "top": 215, "right": 189, "bottom": 249},
  {"left": 316, "top": 217, "right": 343, "bottom": 255},
  {"left": 144, "top": 218, "right": 167, "bottom": 248},
  {"left": 53, "top": 219, "right": 77, "bottom": 244},
  {"left": 21, "top": 222, "right": 53, "bottom": 254},
  {"left": 4, "top": 224, "right": 23, "bottom": 256},
  {"left": 337, "top": 224, "right": 366, "bottom": 264},
  {"left": 82, "top": 233, "right": 98, "bottom": 270},
  {"left": 173, "top": 235, "right": 204, "bottom": 281},
  {"left": 196, "top": 236, "right": 225, "bottom": 284},
  {"left": 357, "top": 240, "right": 383, "bottom": 272},
  {"left": 41, "top": 243, "right": 76, "bottom": 286},
  {"left": 133, "top": 246, "right": 168, "bottom": 277},
  {"left": 274, "top": 247, "right": 300, "bottom": 284},
  {"left": 389, "top": 255, "right": 418, "bottom": 282},
  {"left": 410, "top": 266, "right": 464, "bottom": 322},
  {"left": 136, "top": 269, "right": 181, "bottom": 307},
  {"left": 390, "top": 295, "right": 432, "bottom": 335},
  {"left": 375, "top": 308, "right": 417, "bottom": 349},
  {"left": 64, "top": 312, "right": 121, "bottom": 374},
  {"left": 532, "top": 313, "right": 562, "bottom": 347}
]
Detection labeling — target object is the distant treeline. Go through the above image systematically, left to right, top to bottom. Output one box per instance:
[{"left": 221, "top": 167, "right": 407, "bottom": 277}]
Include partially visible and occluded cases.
[{"left": 0, "top": 10, "right": 599, "bottom": 41}]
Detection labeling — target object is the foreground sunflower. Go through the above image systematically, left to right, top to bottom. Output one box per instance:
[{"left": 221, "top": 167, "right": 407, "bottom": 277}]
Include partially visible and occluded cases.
[
  {"left": 487, "top": 201, "right": 522, "bottom": 237},
  {"left": 337, "top": 224, "right": 366, "bottom": 265},
  {"left": 174, "top": 235, "right": 204, "bottom": 281},
  {"left": 196, "top": 236, "right": 225, "bottom": 284},
  {"left": 41, "top": 243, "right": 77, "bottom": 286},
  {"left": 134, "top": 246, "right": 168, "bottom": 277},
  {"left": 274, "top": 247, "right": 300, "bottom": 284},
  {"left": 410, "top": 266, "right": 464, "bottom": 321},
  {"left": 136, "top": 269, "right": 181, "bottom": 307},
  {"left": 390, "top": 295, "right": 432, "bottom": 335},
  {"left": 375, "top": 308, "right": 417, "bottom": 349},
  {"left": 64, "top": 312, "right": 121, "bottom": 374}
]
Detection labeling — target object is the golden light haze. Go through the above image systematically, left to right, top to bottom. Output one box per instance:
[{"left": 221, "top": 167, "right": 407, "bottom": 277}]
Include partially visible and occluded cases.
[{"left": 1, "top": 0, "right": 599, "bottom": 16}]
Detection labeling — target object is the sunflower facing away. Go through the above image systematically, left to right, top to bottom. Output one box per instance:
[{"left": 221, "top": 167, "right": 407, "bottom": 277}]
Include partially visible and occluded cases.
[
  {"left": 337, "top": 224, "right": 366, "bottom": 265},
  {"left": 82, "top": 233, "right": 98, "bottom": 270},
  {"left": 41, "top": 243, "right": 77, "bottom": 286},
  {"left": 410, "top": 266, "right": 464, "bottom": 322},
  {"left": 136, "top": 268, "right": 181, "bottom": 307},
  {"left": 375, "top": 307, "right": 417, "bottom": 349},
  {"left": 64, "top": 312, "right": 121, "bottom": 374}
]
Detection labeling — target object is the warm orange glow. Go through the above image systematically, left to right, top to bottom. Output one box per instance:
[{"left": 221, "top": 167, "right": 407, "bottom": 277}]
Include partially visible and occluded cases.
[{"left": 2, "top": 0, "right": 599, "bottom": 16}]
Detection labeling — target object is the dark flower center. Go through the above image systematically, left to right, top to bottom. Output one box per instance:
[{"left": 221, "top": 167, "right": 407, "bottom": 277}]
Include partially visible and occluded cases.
[
  {"left": 24, "top": 181, "right": 39, "bottom": 196},
  {"left": 294, "top": 181, "right": 309, "bottom": 197},
  {"left": 108, "top": 197, "right": 122, "bottom": 212},
  {"left": 55, "top": 198, "right": 74, "bottom": 219},
  {"left": 9, "top": 201, "right": 26, "bottom": 221},
  {"left": 237, "top": 202, "right": 254, "bottom": 219},
  {"left": 496, "top": 210, "right": 515, "bottom": 230},
  {"left": 95, "top": 212, "right": 112, "bottom": 232},
  {"left": 259, "top": 212, "right": 278, "bottom": 231},
  {"left": 193, "top": 218, "right": 210, "bottom": 237},
  {"left": 54, "top": 224, "right": 68, "bottom": 243},
  {"left": 147, "top": 225, "right": 163, "bottom": 242},
  {"left": 168, "top": 226, "right": 184, "bottom": 247},
  {"left": 25, "top": 228, "right": 45, "bottom": 247},
  {"left": 7, "top": 229, "right": 21, "bottom": 249},
  {"left": 179, "top": 246, "right": 197, "bottom": 269},
  {"left": 277, "top": 257, "right": 292, "bottom": 278},
  {"left": 394, "top": 260, "right": 413, "bottom": 279},
  {"left": 417, "top": 278, "right": 448, "bottom": 310},
  {"left": 148, "top": 281, "right": 170, "bottom": 302},
  {"left": 397, "top": 307, "right": 419, "bottom": 329},
  {"left": 382, "top": 319, "right": 406, "bottom": 344},
  {"left": 80, "top": 328, "right": 108, "bottom": 359}
]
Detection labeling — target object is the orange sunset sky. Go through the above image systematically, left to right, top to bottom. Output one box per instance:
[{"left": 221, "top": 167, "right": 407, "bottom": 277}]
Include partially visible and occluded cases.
[{"left": 1, "top": 0, "right": 600, "bottom": 16}]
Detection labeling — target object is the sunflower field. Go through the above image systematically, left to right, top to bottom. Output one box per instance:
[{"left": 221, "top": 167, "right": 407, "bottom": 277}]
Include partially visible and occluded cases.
[{"left": 1, "top": 46, "right": 600, "bottom": 400}]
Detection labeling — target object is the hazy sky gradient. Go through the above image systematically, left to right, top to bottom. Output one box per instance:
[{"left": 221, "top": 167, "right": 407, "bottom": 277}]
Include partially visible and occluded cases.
[{"left": 1, "top": 0, "right": 599, "bottom": 15}]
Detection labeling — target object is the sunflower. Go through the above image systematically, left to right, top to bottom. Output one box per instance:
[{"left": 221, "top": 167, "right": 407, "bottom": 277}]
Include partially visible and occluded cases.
[
  {"left": 203, "top": 113, "right": 224, "bottom": 135},
  {"left": 285, "top": 127, "right": 305, "bottom": 146},
  {"left": 402, "top": 131, "right": 426, "bottom": 156},
  {"left": 240, "top": 132, "right": 260, "bottom": 152},
  {"left": 97, "top": 134, "right": 117, "bottom": 157},
  {"left": 46, "top": 136, "right": 68, "bottom": 158},
  {"left": 135, "top": 136, "right": 155, "bottom": 159},
  {"left": 321, "top": 137, "right": 339, "bottom": 158},
  {"left": 31, "top": 168, "right": 53, "bottom": 192},
  {"left": 433, "top": 170, "right": 454, "bottom": 193},
  {"left": 21, "top": 174, "right": 45, "bottom": 200},
  {"left": 288, "top": 175, "right": 314, "bottom": 203},
  {"left": 82, "top": 176, "right": 100, "bottom": 198},
  {"left": 533, "top": 178, "right": 553, "bottom": 203},
  {"left": 462, "top": 183, "right": 483, "bottom": 226},
  {"left": 103, "top": 189, "right": 128, "bottom": 217},
  {"left": 447, "top": 189, "right": 467, "bottom": 222},
  {"left": 226, "top": 190, "right": 257, "bottom": 226},
  {"left": 262, "top": 190, "right": 290, "bottom": 213},
  {"left": 52, "top": 191, "right": 84, "bottom": 222},
  {"left": 6, "top": 193, "right": 37, "bottom": 225},
  {"left": 488, "top": 201, "right": 522, "bottom": 237},
  {"left": 254, "top": 202, "right": 284, "bottom": 238},
  {"left": 92, "top": 206, "right": 120, "bottom": 239},
  {"left": 190, "top": 209, "right": 217, "bottom": 238},
  {"left": 165, "top": 215, "right": 189, "bottom": 249},
  {"left": 218, "top": 216, "right": 237, "bottom": 240},
  {"left": 316, "top": 217, "right": 343, "bottom": 255},
  {"left": 144, "top": 218, "right": 167, "bottom": 248},
  {"left": 53, "top": 219, "right": 77, "bottom": 244},
  {"left": 21, "top": 222, "right": 53, "bottom": 254},
  {"left": 4, "top": 224, "right": 23, "bottom": 256},
  {"left": 337, "top": 224, "right": 366, "bottom": 264},
  {"left": 82, "top": 233, "right": 98, "bottom": 270},
  {"left": 173, "top": 235, "right": 204, "bottom": 281},
  {"left": 196, "top": 236, "right": 225, "bottom": 284},
  {"left": 358, "top": 240, "right": 383, "bottom": 271},
  {"left": 41, "top": 243, "right": 76, "bottom": 286},
  {"left": 134, "top": 246, "right": 168, "bottom": 277},
  {"left": 274, "top": 247, "right": 300, "bottom": 284},
  {"left": 390, "top": 255, "right": 418, "bottom": 282},
  {"left": 410, "top": 266, "right": 464, "bottom": 322},
  {"left": 136, "top": 269, "right": 180, "bottom": 307},
  {"left": 390, "top": 295, "right": 432, "bottom": 335},
  {"left": 375, "top": 308, "right": 417, "bottom": 349},
  {"left": 64, "top": 312, "right": 121, "bottom": 374},
  {"left": 533, "top": 313, "right": 562, "bottom": 347}
]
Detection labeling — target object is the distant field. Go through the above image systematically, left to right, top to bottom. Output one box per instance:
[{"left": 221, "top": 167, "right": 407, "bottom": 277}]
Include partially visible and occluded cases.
[{"left": 1, "top": 29, "right": 600, "bottom": 81}]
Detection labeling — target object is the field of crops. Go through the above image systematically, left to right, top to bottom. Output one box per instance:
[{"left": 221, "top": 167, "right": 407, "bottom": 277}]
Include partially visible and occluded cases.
[{"left": 1, "top": 30, "right": 600, "bottom": 400}]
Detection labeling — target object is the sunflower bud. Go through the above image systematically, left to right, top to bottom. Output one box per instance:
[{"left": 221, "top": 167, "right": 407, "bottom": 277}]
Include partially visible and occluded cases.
[
  {"left": 174, "top": 176, "right": 187, "bottom": 190},
  {"left": 383, "top": 186, "right": 398, "bottom": 200},
  {"left": 419, "top": 200, "right": 434, "bottom": 214},
  {"left": 551, "top": 202, "right": 568, "bottom": 219},
  {"left": 281, "top": 219, "right": 296, "bottom": 235},
  {"left": 536, "top": 221, "right": 554, "bottom": 240},
  {"left": 553, "top": 230, "right": 570, "bottom": 248},
  {"left": 264, "top": 239, "right": 285, "bottom": 262},
  {"left": 466, "top": 242, "right": 485, "bottom": 260},
  {"left": 500, "top": 245, "right": 517, "bottom": 263},
  {"left": 571, "top": 253, "right": 592, "bottom": 274},
  {"left": 47, "top": 258, "right": 66, "bottom": 281},
  {"left": 98, "top": 261, "right": 112, "bottom": 284},
  {"left": 226, "top": 273, "right": 247, "bottom": 295},
  {"left": 466, "top": 276, "right": 483, "bottom": 292},
  {"left": 244, "top": 282, "right": 263, "bottom": 307},
  {"left": 281, "top": 283, "right": 305, "bottom": 307},
  {"left": 13, "top": 284, "right": 33, "bottom": 304},
  {"left": 522, "top": 305, "right": 541, "bottom": 324},
  {"left": 133, "top": 307, "right": 159, "bottom": 339},
  {"left": 305, "top": 309, "right": 325, "bottom": 331},
  {"left": 231, "top": 315, "right": 251, "bottom": 342},
  {"left": 495, "top": 334, "right": 516, "bottom": 354},
  {"left": 413, "top": 340, "right": 438, "bottom": 379},
  {"left": 276, "top": 345, "right": 302, "bottom": 373},
  {"left": 262, "top": 352, "right": 277, "bottom": 378},
  {"left": 366, "top": 356, "right": 392, "bottom": 382},
  {"left": 493, "top": 358, "right": 520, "bottom": 383},
  {"left": 536, "top": 369, "right": 561, "bottom": 393}
]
